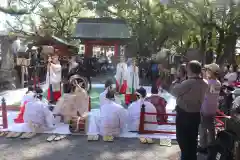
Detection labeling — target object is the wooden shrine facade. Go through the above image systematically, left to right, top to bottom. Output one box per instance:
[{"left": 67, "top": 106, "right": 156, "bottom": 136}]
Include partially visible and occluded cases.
[{"left": 73, "top": 17, "right": 131, "bottom": 57}]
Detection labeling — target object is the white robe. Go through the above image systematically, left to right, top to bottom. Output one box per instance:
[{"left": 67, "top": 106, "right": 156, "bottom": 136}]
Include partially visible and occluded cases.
[
  {"left": 115, "top": 62, "right": 128, "bottom": 85},
  {"left": 46, "top": 63, "right": 62, "bottom": 91},
  {"left": 126, "top": 65, "right": 139, "bottom": 94},
  {"left": 99, "top": 89, "right": 122, "bottom": 107},
  {"left": 20, "top": 91, "right": 35, "bottom": 106},
  {"left": 23, "top": 99, "right": 55, "bottom": 132},
  {"left": 127, "top": 99, "right": 158, "bottom": 131},
  {"left": 88, "top": 100, "right": 127, "bottom": 136}
]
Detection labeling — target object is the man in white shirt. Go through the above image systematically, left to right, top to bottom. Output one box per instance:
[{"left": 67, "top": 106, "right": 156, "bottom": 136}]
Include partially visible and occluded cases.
[
  {"left": 24, "top": 87, "right": 55, "bottom": 132},
  {"left": 127, "top": 87, "right": 158, "bottom": 132},
  {"left": 89, "top": 89, "right": 127, "bottom": 136}
]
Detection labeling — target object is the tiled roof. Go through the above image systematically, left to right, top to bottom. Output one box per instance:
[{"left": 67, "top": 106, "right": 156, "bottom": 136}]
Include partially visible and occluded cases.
[{"left": 73, "top": 18, "right": 131, "bottom": 40}]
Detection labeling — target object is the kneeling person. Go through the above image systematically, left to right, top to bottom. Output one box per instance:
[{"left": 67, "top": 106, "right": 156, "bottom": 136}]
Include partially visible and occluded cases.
[
  {"left": 53, "top": 81, "right": 89, "bottom": 123},
  {"left": 24, "top": 87, "right": 55, "bottom": 132},
  {"left": 127, "top": 87, "right": 158, "bottom": 132},
  {"left": 88, "top": 89, "right": 127, "bottom": 137}
]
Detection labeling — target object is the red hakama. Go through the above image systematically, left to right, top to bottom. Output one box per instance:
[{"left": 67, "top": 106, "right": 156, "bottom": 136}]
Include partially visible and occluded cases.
[
  {"left": 116, "top": 80, "right": 127, "bottom": 94},
  {"left": 47, "top": 88, "right": 61, "bottom": 102},
  {"left": 125, "top": 94, "right": 137, "bottom": 105},
  {"left": 14, "top": 101, "right": 28, "bottom": 123}
]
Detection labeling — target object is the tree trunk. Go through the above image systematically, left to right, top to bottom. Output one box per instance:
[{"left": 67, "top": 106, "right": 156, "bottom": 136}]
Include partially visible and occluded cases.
[
  {"left": 224, "top": 35, "right": 237, "bottom": 64},
  {"left": 0, "top": 37, "right": 20, "bottom": 90}
]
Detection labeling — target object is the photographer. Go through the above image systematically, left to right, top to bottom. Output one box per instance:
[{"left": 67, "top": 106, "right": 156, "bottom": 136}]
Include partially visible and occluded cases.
[{"left": 171, "top": 60, "right": 208, "bottom": 160}]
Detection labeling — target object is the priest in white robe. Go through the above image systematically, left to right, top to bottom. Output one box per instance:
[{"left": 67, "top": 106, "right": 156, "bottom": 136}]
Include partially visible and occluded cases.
[
  {"left": 46, "top": 54, "right": 62, "bottom": 102},
  {"left": 115, "top": 56, "right": 128, "bottom": 94},
  {"left": 125, "top": 59, "right": 140, "bottom": 105},
  {"left": 99, "top": 80, "right": 121, "bottom": 107},
  {"left": 14, "top": 86, "right": 35, "bottom": 123},
  {"left": 127, "top": 87, "right": 158, "bottom": 132},
  {"left": 23, "top": 88, "right": 55, "bottom": 132},
  {"left": 88, "top": 89, "right": 127, "bottom": 136}
]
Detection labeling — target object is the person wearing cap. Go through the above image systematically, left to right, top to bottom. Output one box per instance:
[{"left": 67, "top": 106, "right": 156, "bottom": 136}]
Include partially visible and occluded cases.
[
  {"left": 46, "top": 53, "right": 62, "bottom": 103},
  {"left": 115, "top": 56, "right": 128, "bottom": 94},
  {"left": 125, "top": 58, "right": 140, "bottom": 105},
  {"left": 171, "top": 60, "right": 208, "bottom": 160},
  {"left": 198, "top": 63, "right": 221, "bottom": 153},
  {"left": 23, "top": 87, "right": 55, "bottom": 132},
  {"left": 127, "top": 87, "right": 158, "bottom": 131},
  {"left": 88, "top": 88, "right": 127, "bottom": 136}
]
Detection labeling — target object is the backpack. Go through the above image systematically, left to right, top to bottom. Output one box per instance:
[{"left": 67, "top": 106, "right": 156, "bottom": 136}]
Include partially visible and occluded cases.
[{"left": 207, "top": 130, "right": 235, "bottom": 160}]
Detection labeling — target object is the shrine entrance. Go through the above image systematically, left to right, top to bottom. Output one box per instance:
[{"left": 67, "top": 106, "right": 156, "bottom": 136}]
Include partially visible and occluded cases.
[{"left": 73, "top": 17, "right": 131, "bottom": 62}]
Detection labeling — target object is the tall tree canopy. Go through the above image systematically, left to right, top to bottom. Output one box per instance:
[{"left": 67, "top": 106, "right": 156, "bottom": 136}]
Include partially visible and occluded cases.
[{"left": 0, "top": 0, "right": 40, "bottom": 15}]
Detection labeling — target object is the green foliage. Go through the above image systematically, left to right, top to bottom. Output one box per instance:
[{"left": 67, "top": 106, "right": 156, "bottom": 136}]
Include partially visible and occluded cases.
[
  {"left": 0, "top": 0, "right": 41, "bottom": 15},
  {"left": 37, "top": 0, "right": 85, "bottom": 40}
]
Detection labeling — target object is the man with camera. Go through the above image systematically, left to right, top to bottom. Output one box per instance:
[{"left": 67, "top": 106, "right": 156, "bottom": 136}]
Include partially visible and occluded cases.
[{"left": 171, "top": 60, "right": 208, "bottom": 160}]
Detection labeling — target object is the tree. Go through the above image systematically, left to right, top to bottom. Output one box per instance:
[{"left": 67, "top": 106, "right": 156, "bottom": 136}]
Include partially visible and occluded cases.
[
  {"left": 0, "top": 0, "right": 40, "bottom": 15},
  {"left": 37, "top": 0, "right": 86, "bottom": 40},
  {"left": 85, "top": 0, "right": 188, "bottom": 56},
  {"left": 169, "top": 0, "right": 240, "bottom": 64}
]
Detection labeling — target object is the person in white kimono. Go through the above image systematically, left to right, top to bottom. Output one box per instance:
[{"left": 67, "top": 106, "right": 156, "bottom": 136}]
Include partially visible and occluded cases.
[
  {"left": 46, "top": 54, "right": 62, "bottom": 102},
  {"left": 115, "top": 56, "right": 128, "bottom": 94},
  {"left": 125, "top": 59, "right": 140, "bottom": 105},
  {"left": 99, "top": 80, "right": 121, "bottom": 107},
  {"left": 14, "top": 86, "right": 35, "bottom": 123},
  {"left": 23, "top": 87, "right": 55, "bottom": 132},
  {"left": 127, "top": 87, "right": 158, "bottom": 132},
  {"left": 88, "top": 89, "right": 127, "bottom": 136}
]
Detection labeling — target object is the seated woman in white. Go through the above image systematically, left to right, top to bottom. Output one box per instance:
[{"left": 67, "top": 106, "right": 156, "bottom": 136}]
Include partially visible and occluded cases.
[
  {"left": 99, "top": 79, "right": 121, "bottom": 107},
  {"left": 53, "top": 82, "right": 89, "bottom": 123},
  {"left": 14, "top": 86, "right": 35, "bottom": 123},
  {"left": 23, "top": 87, "right": 55, "bottom": 132},
  {"left": 127, "top": 87, "right": 158, "bottom": 132},
  {"left": 89, "top": 89, "right": 127, "bottom": 136}
]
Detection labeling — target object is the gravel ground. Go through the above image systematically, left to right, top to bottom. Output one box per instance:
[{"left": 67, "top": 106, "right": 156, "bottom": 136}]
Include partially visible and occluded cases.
[{"left": 0, "top": 135, "right": 180, "bottom": 160}]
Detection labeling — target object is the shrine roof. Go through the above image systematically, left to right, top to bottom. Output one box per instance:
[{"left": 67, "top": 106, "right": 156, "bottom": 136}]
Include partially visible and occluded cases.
[
  {"left": 73, "top": 17, "right": 131, "bottom": 40},
  {"left": 31, "top": 35, "right": 78, "bottom": 56},
  {"left": 33, "top": 35, "right": 75, "bottom": 47}
]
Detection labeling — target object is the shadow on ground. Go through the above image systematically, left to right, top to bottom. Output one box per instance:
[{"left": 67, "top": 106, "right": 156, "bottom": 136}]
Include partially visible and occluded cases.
[{"left": 0, "top": 134, "right": 179, "bottom": 160}]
